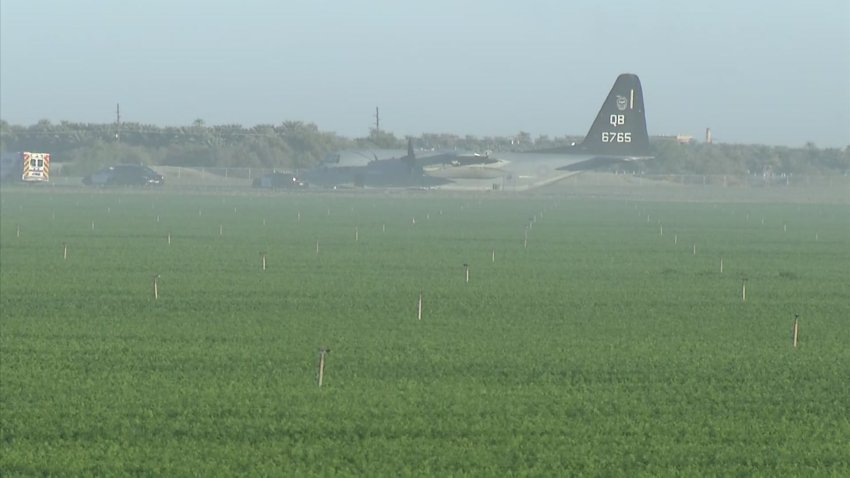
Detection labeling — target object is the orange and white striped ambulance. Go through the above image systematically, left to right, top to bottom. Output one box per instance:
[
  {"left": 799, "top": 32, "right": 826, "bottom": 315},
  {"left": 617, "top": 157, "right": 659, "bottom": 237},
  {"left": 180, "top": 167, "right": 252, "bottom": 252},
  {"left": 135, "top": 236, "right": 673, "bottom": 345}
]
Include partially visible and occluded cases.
[{"left": 0, "top": 152, "right": 50, "bottom": 182}]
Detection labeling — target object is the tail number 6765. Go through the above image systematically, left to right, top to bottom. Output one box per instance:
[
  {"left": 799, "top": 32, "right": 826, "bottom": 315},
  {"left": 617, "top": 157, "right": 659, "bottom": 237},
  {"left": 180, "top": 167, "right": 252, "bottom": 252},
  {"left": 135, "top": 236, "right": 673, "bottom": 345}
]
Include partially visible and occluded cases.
[{"left": 602, "top": 132, "right": 631, "bottom": 143}]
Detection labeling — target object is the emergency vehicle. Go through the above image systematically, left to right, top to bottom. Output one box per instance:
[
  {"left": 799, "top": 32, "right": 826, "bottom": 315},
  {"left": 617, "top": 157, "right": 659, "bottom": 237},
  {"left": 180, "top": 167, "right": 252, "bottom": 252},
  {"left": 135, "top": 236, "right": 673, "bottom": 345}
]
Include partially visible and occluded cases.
[{"left": 0, "top": 152, "right": 50, "bottom": 182}]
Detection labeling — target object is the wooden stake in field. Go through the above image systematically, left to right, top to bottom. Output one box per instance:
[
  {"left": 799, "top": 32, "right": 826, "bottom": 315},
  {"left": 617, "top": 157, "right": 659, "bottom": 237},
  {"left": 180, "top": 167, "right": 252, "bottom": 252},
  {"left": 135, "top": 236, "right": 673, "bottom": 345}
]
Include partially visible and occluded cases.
[
  {"left": 298, "top": 211, "right": 301, "bottom": 223},
  {"left": 156, "top": 215, "right": 160, "bottom": 223},
  {"left": 91, "top": 220, "right": 95, "bottom": 231},
  {"left": 16, "top": 224, "right": 20, "bottom": 238},
  {"left": 219, "top": 224, "right": 223, "bottom": 236},
  {"left": 382, "top": 224, "right": 386, "bottom": 233},
  {"left": 659, "top": 224, "right": 663, "bottom": 236},
  {"left": 783, "top": 224, "right": 787, "bottom": 232},
  {"left": 355, "top": 226, "right": 359, "bottom": 242},
  {"left": 167, "top": 232, "right": 172, "bottom": 245},
  {"left": 674, "top": 234, "right": 678, "bottom": 245},
  {"left": 316, "top": 240, "right": 320, "bottom": 255},
  {"left": 63, "top": 242, "right": 68, "bottom": 261},
  {"left": 693, "top": 243, "right": 697, "bottom": 255},
  {"left": 492, "top": 249, "right": 495, "bottom": 263},
  {"left": 260, "top": 252, "right": 267, "bottom": 271},
  {"left": 720, "top": 257, "right": 723, "bottom": 273},
  {"left": 464, "top": 263, "right": 469, "bottom": 283},
  {"left": 153, "top": 274, "right": 160, "bottom": 300},
  {"left": 741, "top": 278, "right": 748, "bottom": 302},
  {"left": 418, "top": 291, "right": 423, "bottom": 320},
  {"left": 792, "top": 314, "right": 800, "bottom": 348},
  {"left": 317, "top": 347, "right": 330, "bottom": 387}
]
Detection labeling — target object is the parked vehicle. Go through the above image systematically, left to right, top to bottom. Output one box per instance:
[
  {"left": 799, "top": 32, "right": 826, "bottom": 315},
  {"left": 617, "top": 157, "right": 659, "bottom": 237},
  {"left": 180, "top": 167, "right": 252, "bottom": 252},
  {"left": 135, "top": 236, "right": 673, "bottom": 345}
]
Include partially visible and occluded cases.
[{"left": 0, "top": 152, "right": 50, "bottom": 182}]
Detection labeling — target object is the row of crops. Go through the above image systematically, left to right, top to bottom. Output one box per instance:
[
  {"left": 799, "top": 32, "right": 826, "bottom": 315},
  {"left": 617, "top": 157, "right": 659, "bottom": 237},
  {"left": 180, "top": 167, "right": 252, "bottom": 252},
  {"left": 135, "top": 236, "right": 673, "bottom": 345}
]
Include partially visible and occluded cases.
[{"left": 1, "top": 187, "right": 848, "bottom": 476}]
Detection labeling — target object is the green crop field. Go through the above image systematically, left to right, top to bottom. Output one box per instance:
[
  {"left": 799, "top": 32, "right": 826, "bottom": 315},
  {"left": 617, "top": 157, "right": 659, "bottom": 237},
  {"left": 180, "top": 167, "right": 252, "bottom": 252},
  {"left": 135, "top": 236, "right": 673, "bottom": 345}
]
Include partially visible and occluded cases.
[{"left": 1, "top": 186, "right": 848, "bottom": 476}]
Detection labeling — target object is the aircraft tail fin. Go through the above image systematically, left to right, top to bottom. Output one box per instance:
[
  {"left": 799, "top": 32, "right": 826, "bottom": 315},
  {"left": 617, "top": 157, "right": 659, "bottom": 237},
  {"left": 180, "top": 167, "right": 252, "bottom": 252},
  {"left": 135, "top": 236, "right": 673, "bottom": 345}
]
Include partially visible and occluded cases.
[{"left": 579, "top": 73, "right": 650, "bottom": 157}]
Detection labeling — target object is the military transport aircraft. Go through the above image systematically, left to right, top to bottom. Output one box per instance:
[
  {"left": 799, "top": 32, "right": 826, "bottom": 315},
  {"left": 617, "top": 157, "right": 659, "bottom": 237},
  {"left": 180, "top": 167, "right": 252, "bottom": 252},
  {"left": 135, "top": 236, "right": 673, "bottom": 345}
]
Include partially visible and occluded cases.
[{"left": 304, "top": 73, "right": 651, "bottom": 190}]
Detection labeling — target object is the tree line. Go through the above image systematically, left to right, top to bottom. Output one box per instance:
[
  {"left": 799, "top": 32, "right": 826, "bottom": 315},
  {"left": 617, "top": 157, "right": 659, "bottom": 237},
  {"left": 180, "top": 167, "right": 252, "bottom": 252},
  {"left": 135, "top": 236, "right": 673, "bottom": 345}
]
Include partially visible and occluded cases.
[{"left": 1, "top": 119, "right": 847, "bottom": 176}]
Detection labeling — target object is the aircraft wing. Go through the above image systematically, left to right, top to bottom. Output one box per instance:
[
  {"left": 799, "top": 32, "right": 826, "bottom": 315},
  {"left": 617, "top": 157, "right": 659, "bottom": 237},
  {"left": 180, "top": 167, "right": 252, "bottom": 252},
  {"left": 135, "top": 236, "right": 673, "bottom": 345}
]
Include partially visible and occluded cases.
[{"left": 322, "top": 149, "right": 408, "bottom": 168}]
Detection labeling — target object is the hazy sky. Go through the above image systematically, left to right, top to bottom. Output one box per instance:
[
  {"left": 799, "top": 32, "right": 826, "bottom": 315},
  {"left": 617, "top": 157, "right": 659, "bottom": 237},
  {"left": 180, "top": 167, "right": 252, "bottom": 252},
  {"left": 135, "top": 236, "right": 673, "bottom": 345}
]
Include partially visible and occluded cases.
[{"left": 2, "top": 0, "right": 848, "bottom": 147}]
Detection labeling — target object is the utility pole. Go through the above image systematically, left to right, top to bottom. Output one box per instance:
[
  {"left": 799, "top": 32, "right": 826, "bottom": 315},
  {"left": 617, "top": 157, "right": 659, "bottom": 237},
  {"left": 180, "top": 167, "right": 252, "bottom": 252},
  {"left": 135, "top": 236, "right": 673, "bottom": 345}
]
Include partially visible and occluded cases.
[
  {"left": 115, "top": 103, "right": 121, "bottom": 141},
  {"left": 375, "top": 107, "right": 380, "bottom": 136}
]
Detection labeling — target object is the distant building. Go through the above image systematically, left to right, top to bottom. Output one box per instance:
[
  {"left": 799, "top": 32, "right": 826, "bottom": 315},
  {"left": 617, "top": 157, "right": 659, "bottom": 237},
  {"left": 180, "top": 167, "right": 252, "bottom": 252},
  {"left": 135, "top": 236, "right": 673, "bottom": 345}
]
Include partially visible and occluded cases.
[{"left": 652, "top": 135, "right": 696, "bottom": 144}]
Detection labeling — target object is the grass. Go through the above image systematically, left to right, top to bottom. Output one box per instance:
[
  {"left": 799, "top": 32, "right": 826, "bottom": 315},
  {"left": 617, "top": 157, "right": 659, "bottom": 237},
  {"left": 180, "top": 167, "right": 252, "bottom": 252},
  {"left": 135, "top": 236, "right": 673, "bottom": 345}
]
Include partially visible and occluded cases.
[{"left": 1, "top": 186, "right": 849, "bottom": 476}]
